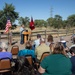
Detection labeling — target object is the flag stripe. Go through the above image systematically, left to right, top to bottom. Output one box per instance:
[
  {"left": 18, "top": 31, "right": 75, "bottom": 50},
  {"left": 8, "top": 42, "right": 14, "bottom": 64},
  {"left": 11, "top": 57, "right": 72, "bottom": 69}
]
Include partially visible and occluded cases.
[{"left": 5, "top": 19, "right": 12, "bottom": 33}]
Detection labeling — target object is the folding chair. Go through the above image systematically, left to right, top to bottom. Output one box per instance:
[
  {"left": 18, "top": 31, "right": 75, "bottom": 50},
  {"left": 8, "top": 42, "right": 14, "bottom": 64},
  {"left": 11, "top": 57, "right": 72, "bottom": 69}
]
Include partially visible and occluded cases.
[
  {"left": 11, "top": 45, "right": 19, "bottom": 59},
  {"left": 35, "top": 52, "right": 50, "bottom": 69},
  {"left": 40, "top": 52, "right": 50, "bottom": 62},
  {"left": 25, "top": 55, "right": 33, "bottom": 66},
  {"left": 0, "top": 58, "right": 12, "bottom": 75}
]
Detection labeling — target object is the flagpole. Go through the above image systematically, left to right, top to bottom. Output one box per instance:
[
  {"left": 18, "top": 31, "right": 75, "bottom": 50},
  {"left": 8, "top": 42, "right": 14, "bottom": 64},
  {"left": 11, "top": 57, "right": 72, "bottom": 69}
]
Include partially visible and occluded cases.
[
  {"left": 29, "top": 16, "right": 35, "bottom": 41},
  {"left": 5, "top": 17, "right": 12, "bottom": 45},
  {"left": 8, "top": 27, "right": 12, "bottom": 45},
  {"left": 8, "top": 29, "right": 9, "bottom": 45},
  {"left": 29, "top": 29, "right": 32, "bottom": 41}
]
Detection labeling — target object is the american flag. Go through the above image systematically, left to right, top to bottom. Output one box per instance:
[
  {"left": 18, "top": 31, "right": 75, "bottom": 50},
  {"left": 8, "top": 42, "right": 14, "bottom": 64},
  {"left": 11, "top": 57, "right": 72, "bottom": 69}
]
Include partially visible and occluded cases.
[{"left": 5, "top": 19, "right": 12, "bottom": 33}]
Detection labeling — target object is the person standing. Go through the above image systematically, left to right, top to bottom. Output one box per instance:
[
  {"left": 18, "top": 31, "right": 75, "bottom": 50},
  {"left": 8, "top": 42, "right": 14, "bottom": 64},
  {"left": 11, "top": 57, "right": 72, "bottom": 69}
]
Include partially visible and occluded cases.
[{"left": 20, "top": 25, "right": 25, "bottom": 44}]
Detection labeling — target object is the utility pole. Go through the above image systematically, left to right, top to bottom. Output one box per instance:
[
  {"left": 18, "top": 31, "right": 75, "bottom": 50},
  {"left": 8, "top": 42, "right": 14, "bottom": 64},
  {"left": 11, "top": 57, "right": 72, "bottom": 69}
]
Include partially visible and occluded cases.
[
  {"left": 50, "top": 7, "right": 53, "bottom": 26},
  {"left": 50, "top": 7, "right": 53, "bottom": 18}
]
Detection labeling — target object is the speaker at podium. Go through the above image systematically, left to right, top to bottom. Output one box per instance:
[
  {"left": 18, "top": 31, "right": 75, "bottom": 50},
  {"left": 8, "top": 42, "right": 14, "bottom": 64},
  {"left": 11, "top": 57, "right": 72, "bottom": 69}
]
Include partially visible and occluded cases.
[{"left": 22, "top": 30, "right": 31, "bottom": 43}]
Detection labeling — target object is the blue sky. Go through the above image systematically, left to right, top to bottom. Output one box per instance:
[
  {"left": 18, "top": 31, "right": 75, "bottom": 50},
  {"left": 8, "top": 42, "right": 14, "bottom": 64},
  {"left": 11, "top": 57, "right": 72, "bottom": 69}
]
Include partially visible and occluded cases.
[{"left": 0, "top": 0, "right": 75, "bottom": 22}]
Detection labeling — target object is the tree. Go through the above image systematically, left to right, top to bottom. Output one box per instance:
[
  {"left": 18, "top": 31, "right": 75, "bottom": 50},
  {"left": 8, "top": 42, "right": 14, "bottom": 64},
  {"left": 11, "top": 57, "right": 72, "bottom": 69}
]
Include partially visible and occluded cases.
[
  {"left": 0, "top": 3, "right": 19, "bottom": 29},
  {"left": 67, "top": 14, "right": 75, "bottom": 27},
  {"left": 47, "top": 15, "right": 63, "bottom": 29},
  {"left": 54, "top": 15, "right": 62, "bottom": 29},
  {"left": 55, "top": 15, "right": 62, "bottom": 21},
  {"left": 18, "top": 17, "right": 30, "bottom": 27},
  {"left": 47, "top": 18, "right": 54, "bottom": 27},
  {"left": 35, "top": 19, "right": 47, "bottom": 27},
  {"left": 62, "top": 20, "right": 68, "bottom": 29},
  {"left": 12, "top": 24, "right": 17, "bottom": 29}
]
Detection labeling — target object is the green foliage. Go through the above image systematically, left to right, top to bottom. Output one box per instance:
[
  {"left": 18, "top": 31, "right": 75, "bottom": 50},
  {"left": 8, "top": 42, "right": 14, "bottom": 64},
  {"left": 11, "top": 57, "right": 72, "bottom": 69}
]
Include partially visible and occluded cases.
[
  {"left": 0, "top": 3, "right": 19, "bottom": 29},
  {"left": 67, "top": 14, "right": 75, "bottom": 27},
  {"left": 47, "top": 15, "right": 63, "bottom": 29},
  {"left": 55, "top": 15, "right": 62, "bottom": 21},
  {"left": 18, "top": 17, "right": 30, "bottom": 27},
  {"left": 47, "top": 18, "right": 52, "bottom": 26},
  {"left": 35, "top": 19, "right": 47, "bottom": 27},
  {"left": 62, "top": 20, "right": 68, "bottom": 29},
  {"left": 0, "top": 21, "right": 4, "bottom": 29},
  {"left": 12, "top": 24, "right": 17, "bottom": 29}
]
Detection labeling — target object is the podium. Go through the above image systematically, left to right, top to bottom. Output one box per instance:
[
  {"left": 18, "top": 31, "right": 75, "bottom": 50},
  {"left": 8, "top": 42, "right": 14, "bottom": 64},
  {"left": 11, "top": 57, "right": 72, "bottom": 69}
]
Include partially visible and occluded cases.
[{"left": 22, "top": 31, "right": 31, "bottom": 43}]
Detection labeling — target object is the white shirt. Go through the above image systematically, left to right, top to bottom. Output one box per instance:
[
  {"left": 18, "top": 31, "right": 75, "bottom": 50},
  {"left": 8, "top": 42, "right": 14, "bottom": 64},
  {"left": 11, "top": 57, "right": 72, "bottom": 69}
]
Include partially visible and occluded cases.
[
  {"left": 20, "top": 27, "right": 25, "bottom": 35},
  {"left": 20, "top": 27, "right": 24, "bottom": 32},
  {"left": 34, "top": 38, "right": 40, "bottom": 48}
]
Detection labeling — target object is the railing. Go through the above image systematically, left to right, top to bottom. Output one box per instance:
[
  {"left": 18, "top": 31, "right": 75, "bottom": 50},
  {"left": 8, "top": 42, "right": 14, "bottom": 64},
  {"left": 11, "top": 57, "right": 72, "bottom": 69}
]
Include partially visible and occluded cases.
[
  {"left": 0, "top": 29, "right": 75, "bottom": 40},
  {"left": 31, "top": 29, "right": 74, "bottom": 40}
]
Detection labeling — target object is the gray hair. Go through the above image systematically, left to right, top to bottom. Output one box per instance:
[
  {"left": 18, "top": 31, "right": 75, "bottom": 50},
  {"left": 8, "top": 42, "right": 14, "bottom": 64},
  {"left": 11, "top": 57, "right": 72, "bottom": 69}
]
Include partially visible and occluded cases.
[{"left": 0, "top": 42, "right": 8, "bottom": 50}]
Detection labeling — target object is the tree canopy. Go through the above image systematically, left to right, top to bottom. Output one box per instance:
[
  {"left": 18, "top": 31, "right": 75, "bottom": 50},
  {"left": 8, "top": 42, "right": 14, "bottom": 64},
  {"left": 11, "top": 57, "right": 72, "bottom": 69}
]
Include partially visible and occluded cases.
[{"left": 0, "top": 3, "right": 19, "bottom": 29}]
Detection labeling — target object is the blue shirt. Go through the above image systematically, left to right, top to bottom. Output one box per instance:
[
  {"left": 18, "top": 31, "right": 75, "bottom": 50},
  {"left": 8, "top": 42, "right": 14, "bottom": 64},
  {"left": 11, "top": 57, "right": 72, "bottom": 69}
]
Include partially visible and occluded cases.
[
  {"left": 61, "top": 40, "right": 67, "bottom": 48},
  {"left": 18, "top": 49, "right": 35, "bottom": 58},
  {"left": 0, "top": 52, "right": 12, "bottom": 59},
  {"left": 70, "top": 56, "right": 75, "bottom": 74}
]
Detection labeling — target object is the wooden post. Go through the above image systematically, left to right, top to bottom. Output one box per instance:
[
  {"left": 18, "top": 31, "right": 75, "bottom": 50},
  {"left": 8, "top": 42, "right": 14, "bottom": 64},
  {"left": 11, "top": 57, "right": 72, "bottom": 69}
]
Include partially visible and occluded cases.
[
  {"left": 8, "top": 28, "right": 12, "bottom": 45},
  {"left": 8, "top": 29, "right": 9, "bottom": 45},
  {"left": 58, "top": 29, "right": 59, "bottom": 37},
  {"left": 66, "top": 29, "right": 67, "bottom": 36},
  {"left": 73, "top": 29, "right": 74, "bottom": 34},
  {"left": 29, "top": 30, "right": 32, "bottom": 41}
]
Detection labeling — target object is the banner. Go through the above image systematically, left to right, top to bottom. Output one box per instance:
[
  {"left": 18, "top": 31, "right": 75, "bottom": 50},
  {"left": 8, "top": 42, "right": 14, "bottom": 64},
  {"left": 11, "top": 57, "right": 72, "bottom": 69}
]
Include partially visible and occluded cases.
[{"left": 29, "top": 17, "right": 35, "bottom": 30}]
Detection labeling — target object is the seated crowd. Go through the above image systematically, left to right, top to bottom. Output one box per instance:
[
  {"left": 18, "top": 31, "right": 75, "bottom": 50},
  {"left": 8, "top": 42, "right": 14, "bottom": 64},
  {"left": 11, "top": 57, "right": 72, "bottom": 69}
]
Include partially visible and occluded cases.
[{"left": 0, "top": 34, "right": 75, "bottom": 75}]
